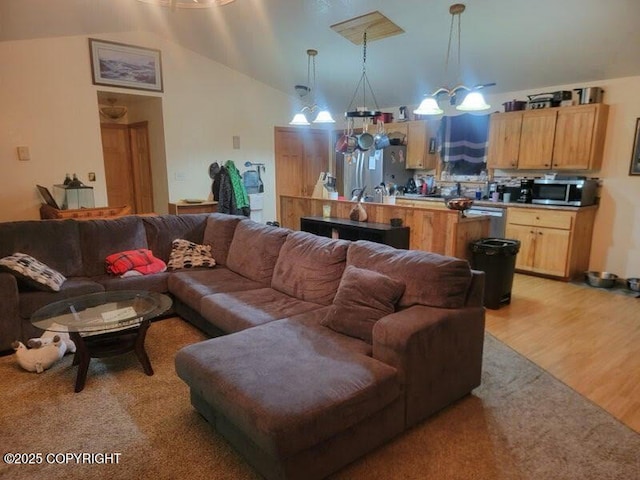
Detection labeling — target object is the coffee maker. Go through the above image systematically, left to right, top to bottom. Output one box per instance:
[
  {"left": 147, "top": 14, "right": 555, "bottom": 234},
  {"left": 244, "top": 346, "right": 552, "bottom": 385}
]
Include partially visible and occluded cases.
[{"left": 518, "top": 179, "right": 534, "bottom": 203}]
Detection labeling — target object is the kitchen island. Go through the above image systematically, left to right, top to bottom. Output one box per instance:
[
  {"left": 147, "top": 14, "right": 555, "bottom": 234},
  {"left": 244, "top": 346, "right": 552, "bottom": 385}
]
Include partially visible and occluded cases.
[{"left": 280, "top": 195, "right": 489, "bottom": 261}]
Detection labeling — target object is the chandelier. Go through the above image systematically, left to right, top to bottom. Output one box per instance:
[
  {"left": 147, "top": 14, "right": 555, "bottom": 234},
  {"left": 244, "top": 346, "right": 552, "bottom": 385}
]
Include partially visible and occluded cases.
[
  {"left": 136, "top": 0, "right": 235, "bottom": 8},
  {"left": 414, "top": 3, "right": 492, "bottom": 116},
  {"left": 344, "top": 31, "right": 381, "bottom": 119},
  {"left": 289, "top": 49, "right": 335, "bottom": 125},
  {"left": 99, "top": 98, "right": 127, "bottom": 120}
]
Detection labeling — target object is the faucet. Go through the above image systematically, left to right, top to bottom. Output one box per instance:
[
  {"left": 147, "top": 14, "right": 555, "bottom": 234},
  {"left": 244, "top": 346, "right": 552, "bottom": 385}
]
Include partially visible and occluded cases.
[{"left": 456, "top": 182, "right": 462, "bottom": 196}]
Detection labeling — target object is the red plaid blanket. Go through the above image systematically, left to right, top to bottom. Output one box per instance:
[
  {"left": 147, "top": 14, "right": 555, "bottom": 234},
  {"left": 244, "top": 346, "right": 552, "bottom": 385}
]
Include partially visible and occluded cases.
[{"left": 105, "top": 249, "right": 166, "bottom": 275}]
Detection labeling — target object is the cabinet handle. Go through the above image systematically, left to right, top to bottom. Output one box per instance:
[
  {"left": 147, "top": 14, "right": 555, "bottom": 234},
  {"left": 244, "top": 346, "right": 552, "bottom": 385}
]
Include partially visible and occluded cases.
[
  {"left": 544, "top": 163, "right": 550, "bottom": 167},
  {"left": 530, "top": 230, "right": 534, "bottom": 234},
  {"left": 538, "top": 231, "right": 543, "bottom": 235}
]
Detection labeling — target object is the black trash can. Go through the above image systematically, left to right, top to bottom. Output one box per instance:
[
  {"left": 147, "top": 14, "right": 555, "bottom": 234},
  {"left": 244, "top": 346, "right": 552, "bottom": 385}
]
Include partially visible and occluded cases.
[{"left": 470, "top": 238, "right": 520, "bottom": 309}]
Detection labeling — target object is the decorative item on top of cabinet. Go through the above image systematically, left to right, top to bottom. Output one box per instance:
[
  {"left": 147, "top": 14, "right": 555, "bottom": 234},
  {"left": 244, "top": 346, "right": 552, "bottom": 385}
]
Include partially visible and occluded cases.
[
  {"left": 487, "top": 103, "right": 609, "bottom": 171},
  {"left": 505, "top": 206, "right": 597, "bottom": 280}
]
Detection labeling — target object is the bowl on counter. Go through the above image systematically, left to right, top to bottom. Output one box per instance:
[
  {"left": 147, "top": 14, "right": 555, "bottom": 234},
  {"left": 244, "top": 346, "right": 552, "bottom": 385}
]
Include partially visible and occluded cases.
[
  {"left": 444, "top": 197, "right": 474, "bottom": 217},
  {"left": 584, "top": 271, "right": 618, "bottom": 288},
  {"left": 626, "top": 277, "right": 640, "bottom": 292}
]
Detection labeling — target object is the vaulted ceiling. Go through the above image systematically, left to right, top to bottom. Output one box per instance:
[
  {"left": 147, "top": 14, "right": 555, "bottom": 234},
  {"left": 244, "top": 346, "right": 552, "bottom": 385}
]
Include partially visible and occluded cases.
[{"left": 2, "top": 0, "right": 640, "bottom": 113}]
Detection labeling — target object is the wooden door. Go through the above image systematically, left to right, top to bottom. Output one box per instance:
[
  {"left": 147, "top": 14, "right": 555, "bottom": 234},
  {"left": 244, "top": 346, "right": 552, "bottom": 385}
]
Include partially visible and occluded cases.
[
  {"left": 552, "top": 106, "right": 597, "bottom": 170},
  {"left": 518, "top": 110, "right": 557, "bottom": 169},
  {"left": 487, "top": 112, "right": 523, "bottom": 169},
  {"left": 100, "top": 122, "right": 153, "bottom": 214},
  {"left": 129, "top": 122, "right": 154, "bottom": 213},
  {"left": 100, "top": 124, "right": 135, "bottom": 209},
  {"left": 274, "top": 127, "right": 330, "bottom": 221},
  {"left": 301, "top": 129, "right": 330, "bottom": 196},
  {"left": 505, "top": 223, "right": 536, "bottom": 271},
  {"left": 532, "top": 227, "right": 571, "bottom": 277}
]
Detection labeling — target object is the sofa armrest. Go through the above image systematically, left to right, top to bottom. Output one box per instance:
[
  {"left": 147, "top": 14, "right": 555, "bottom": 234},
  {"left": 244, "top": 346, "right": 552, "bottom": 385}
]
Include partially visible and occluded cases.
[
  {"left": 0, "top": 272, "right": 21, "bottom": 352},
  {"left": 372, "top": 304, "right": 485, "bottom": 427}
]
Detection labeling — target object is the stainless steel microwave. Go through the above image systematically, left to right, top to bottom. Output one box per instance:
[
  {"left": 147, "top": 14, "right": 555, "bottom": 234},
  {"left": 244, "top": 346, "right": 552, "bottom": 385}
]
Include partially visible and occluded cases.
[{"left": 531, "top": 179, "right": 598, "bottom": 206}]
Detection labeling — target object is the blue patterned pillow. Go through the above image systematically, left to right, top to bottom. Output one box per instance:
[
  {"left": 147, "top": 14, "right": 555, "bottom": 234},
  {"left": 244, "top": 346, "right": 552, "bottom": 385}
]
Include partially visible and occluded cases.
[{"left": 0, "top": 253, "right": 66, "bottom": 292}]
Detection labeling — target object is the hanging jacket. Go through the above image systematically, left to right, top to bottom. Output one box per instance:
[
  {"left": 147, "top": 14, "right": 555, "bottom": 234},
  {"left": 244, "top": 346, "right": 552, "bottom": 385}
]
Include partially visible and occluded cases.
[
  {"left": 224, "top": 160, "right": 250, "bottom": 217},
  {"left": 216, "top": 166, "right": 238, "bottom": 215}
]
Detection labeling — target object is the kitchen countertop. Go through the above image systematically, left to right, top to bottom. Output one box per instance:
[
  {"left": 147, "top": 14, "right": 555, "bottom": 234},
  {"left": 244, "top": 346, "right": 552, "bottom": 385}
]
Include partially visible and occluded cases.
[{"left": 398, "top": 195, "right": 598, "bottom": 211}]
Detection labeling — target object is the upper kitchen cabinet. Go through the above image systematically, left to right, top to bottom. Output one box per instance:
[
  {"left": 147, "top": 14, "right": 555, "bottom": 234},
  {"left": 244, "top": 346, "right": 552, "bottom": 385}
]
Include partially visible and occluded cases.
[
  {"left": 486, "top": 103, "right": 609, "bottom": 171},
  {"left": 552, "top": 104, "right": 609, "bottom": 170},
  {"left": 486, "top": 111, "right": 523, "bottom": 169},
  {"left": 405, "top": 120, "right": 439, "bottom": 170}
]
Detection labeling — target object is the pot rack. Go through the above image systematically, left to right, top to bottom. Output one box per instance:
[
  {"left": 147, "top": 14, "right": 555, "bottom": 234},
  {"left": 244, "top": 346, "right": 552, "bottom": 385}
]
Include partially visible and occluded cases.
[{"left": 345, "top": 31, "right": 381, "bottom": 118}]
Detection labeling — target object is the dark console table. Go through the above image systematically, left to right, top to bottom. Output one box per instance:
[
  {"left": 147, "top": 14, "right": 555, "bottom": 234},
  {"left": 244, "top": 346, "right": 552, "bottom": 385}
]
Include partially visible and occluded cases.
[{"left": 300, "top": 216, "right": 410, "bottom": 249}]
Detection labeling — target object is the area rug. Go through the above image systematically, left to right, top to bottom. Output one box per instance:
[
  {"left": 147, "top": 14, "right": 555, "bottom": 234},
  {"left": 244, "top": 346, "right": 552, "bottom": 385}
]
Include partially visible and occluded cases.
[{"left": 0, "top": 318, "right": 637, "bottom": 480}]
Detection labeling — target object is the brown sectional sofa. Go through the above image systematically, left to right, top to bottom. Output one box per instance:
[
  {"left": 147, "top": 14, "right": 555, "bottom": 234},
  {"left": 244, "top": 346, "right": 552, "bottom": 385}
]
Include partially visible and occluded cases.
[{"left": 0, "top": 213, "right": 485, "bottom": 480}]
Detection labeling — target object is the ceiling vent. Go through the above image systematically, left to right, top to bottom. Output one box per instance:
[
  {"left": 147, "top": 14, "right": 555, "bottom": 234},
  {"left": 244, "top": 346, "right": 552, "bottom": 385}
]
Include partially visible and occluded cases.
[{"left": 330, "top": 11, "right": 404, "bottom": 45}]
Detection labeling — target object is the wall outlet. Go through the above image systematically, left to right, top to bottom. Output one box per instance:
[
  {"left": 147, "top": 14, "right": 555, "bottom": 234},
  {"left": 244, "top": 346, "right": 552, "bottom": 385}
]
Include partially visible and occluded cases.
[
  {"left": 233, "top": 136, "right": 240, "bottom": 150},
  {"left": 174, "top": 171, "right": 186, "bottom": 181},
  {"left": 88, "top": 172, "right": 96, "bottom": 182}
]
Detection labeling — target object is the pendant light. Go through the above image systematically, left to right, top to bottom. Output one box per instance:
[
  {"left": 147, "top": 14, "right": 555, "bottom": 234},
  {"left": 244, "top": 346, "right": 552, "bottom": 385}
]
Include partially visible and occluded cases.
[
  {"left": 414, "top": 3, "right": 493, "bottom": 116},
  {"left": 289, "top": 49, "right": 335, "bottom": 126}
]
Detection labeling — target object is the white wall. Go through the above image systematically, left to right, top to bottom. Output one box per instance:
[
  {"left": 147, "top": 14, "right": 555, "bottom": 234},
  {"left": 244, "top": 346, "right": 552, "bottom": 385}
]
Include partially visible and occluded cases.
[{"left": 0, "top": 31, "right": 294, "bottom": 223}]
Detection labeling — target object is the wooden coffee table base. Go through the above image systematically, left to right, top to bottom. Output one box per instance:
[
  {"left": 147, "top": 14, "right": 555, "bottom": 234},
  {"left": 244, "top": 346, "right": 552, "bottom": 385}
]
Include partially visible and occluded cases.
[{"left": 69, "top": 320, "right": 153, "bottom": 393}]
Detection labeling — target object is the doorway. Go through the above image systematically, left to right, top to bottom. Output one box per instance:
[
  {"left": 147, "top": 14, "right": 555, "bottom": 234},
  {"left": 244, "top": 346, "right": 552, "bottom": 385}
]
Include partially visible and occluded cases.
[{"left": 97, "top": 92, "right": 169, "bottom": 214}]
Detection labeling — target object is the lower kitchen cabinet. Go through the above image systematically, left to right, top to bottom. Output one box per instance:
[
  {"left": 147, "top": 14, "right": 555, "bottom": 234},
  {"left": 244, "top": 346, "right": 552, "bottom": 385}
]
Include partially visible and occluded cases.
[{"left": 505, "top": 206, "right": 597, "bottom": 280}]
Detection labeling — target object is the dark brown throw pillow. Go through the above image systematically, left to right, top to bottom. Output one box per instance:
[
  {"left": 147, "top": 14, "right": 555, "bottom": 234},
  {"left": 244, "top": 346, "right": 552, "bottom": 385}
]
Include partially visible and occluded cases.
[{"left": 322, "top": 265, "right": 405, "bottom": 343}]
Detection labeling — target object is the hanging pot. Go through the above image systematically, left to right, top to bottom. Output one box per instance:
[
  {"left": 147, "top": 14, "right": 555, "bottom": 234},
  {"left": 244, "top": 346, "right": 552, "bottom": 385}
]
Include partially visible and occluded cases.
[
  {"left": 374, "top": 121, "right": 390, "bottom": 149},
  {"left": 357, "top": 132, "right": 374, "bottom": 151}
]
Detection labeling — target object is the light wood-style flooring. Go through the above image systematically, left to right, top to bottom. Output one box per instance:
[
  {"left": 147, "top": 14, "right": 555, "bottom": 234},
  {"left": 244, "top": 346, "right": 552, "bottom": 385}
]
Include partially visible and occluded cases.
[{"left": 485, "top": 273, "right": 640, "bottom": 433}]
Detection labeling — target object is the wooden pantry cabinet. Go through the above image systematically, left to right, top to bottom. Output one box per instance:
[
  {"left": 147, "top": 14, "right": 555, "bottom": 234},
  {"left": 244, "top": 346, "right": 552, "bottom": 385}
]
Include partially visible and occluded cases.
[
  {"left": 487, "top": 104, "right": 609, "bottom": 171},
  {"left": 505, "top": 206, "right": 597, "bottom": 280}
]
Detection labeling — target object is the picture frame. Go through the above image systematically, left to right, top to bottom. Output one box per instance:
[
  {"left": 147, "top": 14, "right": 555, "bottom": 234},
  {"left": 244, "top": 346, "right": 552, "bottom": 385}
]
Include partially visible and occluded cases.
[
  {"left": 89, "top": 38, "right": 163, "bottom": 92},
  {"left": 630, "top": 118, "right": 640, "bottom": 175}
]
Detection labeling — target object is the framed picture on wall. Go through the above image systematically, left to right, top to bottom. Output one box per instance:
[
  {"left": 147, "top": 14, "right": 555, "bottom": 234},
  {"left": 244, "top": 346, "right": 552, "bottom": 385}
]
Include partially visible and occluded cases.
[
  {"left": 89, "top": 38, "right": 163, "bottom": 92},
  {"left": 630, "top": 118, "right": 640, "bottom": 175}
]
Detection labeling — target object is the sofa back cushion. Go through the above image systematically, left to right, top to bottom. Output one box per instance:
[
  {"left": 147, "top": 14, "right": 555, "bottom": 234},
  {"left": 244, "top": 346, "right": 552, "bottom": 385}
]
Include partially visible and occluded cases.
[
  {"left": 202, "top": 213, "right": 247, "bottom": 266},
  {"left": 142, "top": 214, "right": 208, "bottom": 263},
  {"left": 79, "top": 216, "right": 148, "bottom": 277},
  {"left": 0, "top": 220, "right": 83, "bottom": 277},
  {"left": 226, "top": 221, "right": 289, "bottom": 284},
  {"left": 272, "top": 231, "right": 349, "bottom": 305},
  {"left": 346, "top": 240, "right": 472, "bottom": 309}
]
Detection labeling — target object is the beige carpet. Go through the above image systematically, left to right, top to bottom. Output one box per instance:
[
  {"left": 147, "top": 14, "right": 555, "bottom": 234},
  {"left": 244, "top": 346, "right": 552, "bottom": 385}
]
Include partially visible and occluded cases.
[{"left": 0, "top": 317, "right": 638, "bottom": 480}]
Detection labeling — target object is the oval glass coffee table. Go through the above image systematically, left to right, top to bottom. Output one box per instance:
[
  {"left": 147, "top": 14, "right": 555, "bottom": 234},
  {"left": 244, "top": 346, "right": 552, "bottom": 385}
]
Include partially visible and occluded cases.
[{"left": 32, "top": 290, "right": 172, "bottom": 392}]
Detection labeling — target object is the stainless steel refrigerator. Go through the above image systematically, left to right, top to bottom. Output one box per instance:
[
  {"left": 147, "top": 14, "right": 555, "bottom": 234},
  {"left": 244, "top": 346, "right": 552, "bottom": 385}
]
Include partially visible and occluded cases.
[{"left": 342, "top": 146, "right": 412, "bottom": 200}]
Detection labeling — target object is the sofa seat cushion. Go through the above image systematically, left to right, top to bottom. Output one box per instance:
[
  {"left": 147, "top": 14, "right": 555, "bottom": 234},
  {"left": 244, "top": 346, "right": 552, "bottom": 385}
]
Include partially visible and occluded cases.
[
  {"left": 142, "top": 214, "right": 209, "bottom": 263},
  {"left": 79, "top": 216, "right": 149, "bottom": 277},
  {"left": 225, "top": 222, "right": 289, "bottom": 284},
  {"left": 271, "top": 231, "right": 349, "bottom": 305},
  {"left": 347, "top": 240, "right": 472, "bottom": 309},
  {"left": 168, "top": 267, "right": 264, "bottom": 311},
  {"left": 93, "top": 272, "right": 170, "bottom": 293},
  {"left": 18, "top": 277, "right": 105, "bottom": 319},
  {"left": 200, "top": 288, "right": 323, "bottom": 333},
  {"left": 286, "top": 308, "right": 373, "bottom": 357},
  {"left": 175, "top": 318, "right": 400, "bottom": 458}
]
